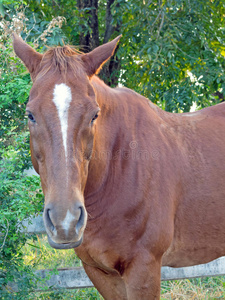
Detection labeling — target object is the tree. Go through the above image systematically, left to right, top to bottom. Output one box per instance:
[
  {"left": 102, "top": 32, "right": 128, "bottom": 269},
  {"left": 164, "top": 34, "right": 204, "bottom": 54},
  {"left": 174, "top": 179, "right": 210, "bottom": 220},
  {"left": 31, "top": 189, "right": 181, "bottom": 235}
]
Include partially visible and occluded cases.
[
  {"left": 1, "top": 0, "right": 225, "bottom": 112},
  {"left": 23, "top": 0, "right": 122, "bottom": 86},
  {"left": 117, "top": 0, "right": 225, "bottom": 112}
]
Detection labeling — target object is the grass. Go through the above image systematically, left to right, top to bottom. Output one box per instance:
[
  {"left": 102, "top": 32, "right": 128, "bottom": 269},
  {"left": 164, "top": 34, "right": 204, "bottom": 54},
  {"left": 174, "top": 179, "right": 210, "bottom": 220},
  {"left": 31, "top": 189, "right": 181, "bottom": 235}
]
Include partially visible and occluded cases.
[
  {"left": 22, "top": 235, "right": 103, "bottom": 300},
  {"left": 23, "top": 235, "right": 81, "bottom": 270},
  {"left": 22, "top": 236, "right": 225, "bottom": 299},
  {"left": 161, "top": 276, "right": 225, "bottom": 299}
]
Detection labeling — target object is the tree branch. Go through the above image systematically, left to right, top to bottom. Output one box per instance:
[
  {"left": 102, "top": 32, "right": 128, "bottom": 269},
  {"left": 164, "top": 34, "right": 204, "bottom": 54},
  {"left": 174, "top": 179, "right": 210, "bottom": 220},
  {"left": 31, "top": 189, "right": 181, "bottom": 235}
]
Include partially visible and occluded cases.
[
  {"left": 77, "top": 0, "right": 99, "bottom": 51},
  {"left": 0, "top": 218, "right": 9, "bottom": 253}
]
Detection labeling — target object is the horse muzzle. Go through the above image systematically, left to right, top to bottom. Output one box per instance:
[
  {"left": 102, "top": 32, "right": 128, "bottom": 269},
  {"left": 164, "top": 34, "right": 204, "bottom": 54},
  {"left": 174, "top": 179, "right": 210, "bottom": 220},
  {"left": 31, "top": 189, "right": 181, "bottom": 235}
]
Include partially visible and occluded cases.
[{"left": 43, "top": 202, "right": 87, "bottom": 249}]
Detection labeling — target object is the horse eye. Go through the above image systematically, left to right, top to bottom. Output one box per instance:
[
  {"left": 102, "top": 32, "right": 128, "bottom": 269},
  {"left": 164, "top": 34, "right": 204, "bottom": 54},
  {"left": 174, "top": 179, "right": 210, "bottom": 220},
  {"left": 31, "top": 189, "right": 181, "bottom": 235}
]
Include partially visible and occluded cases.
[
  {"left": 28, "top": 113, "right": 36, "bottom": 123},
  {"left": 91, "top": 113, "right": 99, "bottom": 124}
]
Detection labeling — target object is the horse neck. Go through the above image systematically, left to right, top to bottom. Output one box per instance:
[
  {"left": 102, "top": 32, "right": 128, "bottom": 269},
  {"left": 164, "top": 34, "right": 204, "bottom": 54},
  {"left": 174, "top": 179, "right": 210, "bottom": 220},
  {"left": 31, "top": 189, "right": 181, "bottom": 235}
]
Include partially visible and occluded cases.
[
  {"left": 83, "top": 77, "right": 161, "bottom": 216},
  {"left": 84, "top": 78, "right": 122, "bottom": 205}
]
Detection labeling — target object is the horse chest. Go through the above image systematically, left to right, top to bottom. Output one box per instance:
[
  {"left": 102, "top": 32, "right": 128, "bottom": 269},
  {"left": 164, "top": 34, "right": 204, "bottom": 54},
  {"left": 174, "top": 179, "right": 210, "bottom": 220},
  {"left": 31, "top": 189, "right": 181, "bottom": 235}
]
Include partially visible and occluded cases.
[{"left": 75, "top": 234, "right": 124, "bottom": 274}]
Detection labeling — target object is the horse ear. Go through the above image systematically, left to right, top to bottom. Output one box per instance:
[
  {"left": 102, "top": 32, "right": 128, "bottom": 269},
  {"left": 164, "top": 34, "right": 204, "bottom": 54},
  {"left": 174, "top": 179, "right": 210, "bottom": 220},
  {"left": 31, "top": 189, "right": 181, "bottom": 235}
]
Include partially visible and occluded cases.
[
  {"left": 12, "top": 33, "right": 43, "bottom": 81},
  {"left": 81, "top": 35, "right": 122, "bottom": 77}
]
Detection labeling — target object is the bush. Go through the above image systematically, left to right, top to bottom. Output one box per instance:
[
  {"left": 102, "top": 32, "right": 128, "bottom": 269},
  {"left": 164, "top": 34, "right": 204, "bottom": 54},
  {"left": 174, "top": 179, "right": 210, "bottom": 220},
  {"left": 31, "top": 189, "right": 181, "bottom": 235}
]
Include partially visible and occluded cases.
[
  {"left": 0, "top": 6, "right": 66, "bottom": 299},
  {"left": 0, "top": 39, "right": 31, "bottom": 150},
  {"left": 0, "top": 137, "right": 44, "bottom": 299}
]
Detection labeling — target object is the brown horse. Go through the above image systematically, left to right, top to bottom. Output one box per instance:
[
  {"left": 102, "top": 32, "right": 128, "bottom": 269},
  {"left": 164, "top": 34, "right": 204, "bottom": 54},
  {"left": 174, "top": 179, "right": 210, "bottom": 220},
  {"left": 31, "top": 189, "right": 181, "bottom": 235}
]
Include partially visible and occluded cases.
[{"left": 13, "top": 33, "right": 225, "bottom": 299}]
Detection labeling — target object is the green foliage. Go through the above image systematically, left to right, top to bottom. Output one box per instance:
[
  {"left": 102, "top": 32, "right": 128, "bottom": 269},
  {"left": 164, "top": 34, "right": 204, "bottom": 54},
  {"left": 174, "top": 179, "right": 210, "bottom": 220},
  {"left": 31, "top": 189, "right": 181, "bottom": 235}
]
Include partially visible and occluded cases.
[
  {"left": 9, "top": 0, "right": 225, "bottom": 112},
  {"left": 27, "top": 0, "right": 79, "bottom": 44},
  {"left": 117, "top": 0, "right": 225, "bottom": 112},
  {"left": 0, "top": 7, "right": 65, "bottom": 299},
  {"left": 0, "top": 38, "right": 44, "bottom": 298},
  {"left": 0, "top": 39, "right": 39, "bottom": 299},
  {"left": 0, "top": 40, "right": 31, "bottom": 149},
  {"left": 0, "top": 140, "right": 44, "bottom": 299},
  {"left": 22, "top": 235, "right": 81, "bottom": 270},
  {"left": 30, "top": 288, "right": 102, "bottom": 300}
]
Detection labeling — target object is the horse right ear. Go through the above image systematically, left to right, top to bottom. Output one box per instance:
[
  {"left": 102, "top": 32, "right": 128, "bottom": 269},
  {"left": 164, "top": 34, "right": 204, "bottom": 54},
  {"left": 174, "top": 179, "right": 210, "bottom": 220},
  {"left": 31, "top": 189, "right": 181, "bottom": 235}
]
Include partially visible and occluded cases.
[{"left": 13, "top": 33, "right": 43, "bottom": 81}]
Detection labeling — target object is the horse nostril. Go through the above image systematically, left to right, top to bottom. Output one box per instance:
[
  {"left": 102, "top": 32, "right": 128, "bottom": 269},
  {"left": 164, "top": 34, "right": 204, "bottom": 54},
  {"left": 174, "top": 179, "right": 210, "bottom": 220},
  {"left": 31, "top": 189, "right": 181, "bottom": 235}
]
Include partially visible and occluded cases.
[
  {"left": 75, "top": 206, "right": 85, "bottom": 235},
  {"left": 45, "top": 208, "right": 55, "bottom": 233}
]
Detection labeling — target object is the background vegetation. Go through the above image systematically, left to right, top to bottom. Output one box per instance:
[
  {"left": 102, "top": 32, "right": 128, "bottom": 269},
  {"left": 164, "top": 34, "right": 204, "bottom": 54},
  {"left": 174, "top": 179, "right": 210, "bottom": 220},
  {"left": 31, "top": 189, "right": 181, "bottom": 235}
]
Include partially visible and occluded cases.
[
  {"left": 0, "top": 0, "right": 225, "bottom": 299},
  {"left": 2, "top": 0, "right": 225, "bottom": 111}
]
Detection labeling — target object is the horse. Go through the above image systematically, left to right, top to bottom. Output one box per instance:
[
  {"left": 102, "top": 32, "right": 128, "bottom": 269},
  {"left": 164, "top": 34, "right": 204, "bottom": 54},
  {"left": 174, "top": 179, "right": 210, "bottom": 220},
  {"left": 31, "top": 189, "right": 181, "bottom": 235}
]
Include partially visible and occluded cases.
[{"left": 13, "top": 33, "right": 225, "bottom": 299}]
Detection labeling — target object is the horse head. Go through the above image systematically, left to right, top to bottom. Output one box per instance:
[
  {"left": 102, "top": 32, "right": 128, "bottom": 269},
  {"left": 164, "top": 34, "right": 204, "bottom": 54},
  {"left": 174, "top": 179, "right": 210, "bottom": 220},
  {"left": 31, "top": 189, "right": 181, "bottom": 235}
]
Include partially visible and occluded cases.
[{"left": 13, "top": 34, "right": 121, "bottom": 249}]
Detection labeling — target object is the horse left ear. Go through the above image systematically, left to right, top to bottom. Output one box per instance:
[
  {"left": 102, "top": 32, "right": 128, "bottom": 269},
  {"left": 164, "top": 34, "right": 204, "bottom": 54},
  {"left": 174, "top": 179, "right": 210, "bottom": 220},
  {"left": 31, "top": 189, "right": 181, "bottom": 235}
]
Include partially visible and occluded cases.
[
  {"left": 12, "top": 33, "right": 43, "bottom": 81},
  {"left": 81, "top": 35, "right": 122, "bottom": 77}
]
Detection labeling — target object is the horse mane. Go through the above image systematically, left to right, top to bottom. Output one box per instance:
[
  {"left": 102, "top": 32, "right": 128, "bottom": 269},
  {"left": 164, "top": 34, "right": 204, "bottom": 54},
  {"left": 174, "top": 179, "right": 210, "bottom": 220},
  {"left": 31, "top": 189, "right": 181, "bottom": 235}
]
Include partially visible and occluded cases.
[{"left": 37, "top": 45, "right": 85, "bottom": 79}]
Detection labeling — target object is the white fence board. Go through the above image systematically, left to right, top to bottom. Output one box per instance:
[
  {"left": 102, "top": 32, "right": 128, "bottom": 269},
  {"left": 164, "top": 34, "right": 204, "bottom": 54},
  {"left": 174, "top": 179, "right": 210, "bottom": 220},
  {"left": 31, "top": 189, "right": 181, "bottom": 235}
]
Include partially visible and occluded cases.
[
  {"left": 20, "top": 214, "right": 46, "bottom": 234},
  {"left": 161, "top": 257, "right": 225, "bottom": 280},
  {"left": 7, "top": 258, "right": 225, "bottom": 292},
  {"left": 34, "top": 267, "right": 93, "bottom": 291}
]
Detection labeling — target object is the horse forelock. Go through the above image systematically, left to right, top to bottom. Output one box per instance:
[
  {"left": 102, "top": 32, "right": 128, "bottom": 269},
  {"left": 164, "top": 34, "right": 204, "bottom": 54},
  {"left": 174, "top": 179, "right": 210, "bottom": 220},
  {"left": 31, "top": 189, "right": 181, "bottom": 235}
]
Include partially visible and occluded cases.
[{"left": 37, "top": 45, "right": 85, "bottom": 80}]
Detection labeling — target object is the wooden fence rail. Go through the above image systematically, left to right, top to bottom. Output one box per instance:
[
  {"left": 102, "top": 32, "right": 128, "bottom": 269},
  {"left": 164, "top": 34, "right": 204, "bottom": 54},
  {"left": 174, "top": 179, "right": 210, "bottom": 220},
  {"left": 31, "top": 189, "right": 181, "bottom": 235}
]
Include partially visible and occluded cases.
[{"left": 8, "top": 214, "right": 225, "bottom": 291}]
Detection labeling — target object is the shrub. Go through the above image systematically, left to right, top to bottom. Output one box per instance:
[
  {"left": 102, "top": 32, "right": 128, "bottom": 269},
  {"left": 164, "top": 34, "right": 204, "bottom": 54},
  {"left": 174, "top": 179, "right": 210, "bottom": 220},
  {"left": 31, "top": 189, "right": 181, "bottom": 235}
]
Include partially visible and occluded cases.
[
  {"left": 0, "top": 6, "right": 66, "bottom": 298},
  {"left": 0, "top": 133, "right": 44, "bottom": 299}
]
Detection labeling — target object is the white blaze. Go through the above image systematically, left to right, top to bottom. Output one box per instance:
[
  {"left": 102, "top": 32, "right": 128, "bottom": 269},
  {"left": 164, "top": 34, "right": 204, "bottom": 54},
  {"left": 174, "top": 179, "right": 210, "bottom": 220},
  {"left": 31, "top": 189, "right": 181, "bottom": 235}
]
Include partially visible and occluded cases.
[
  {"left": 52, "top": 83, "right": 72, "bottom": 160},
  {"left": 61, "top": 210, "right": 76, "bottom": 235}
]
